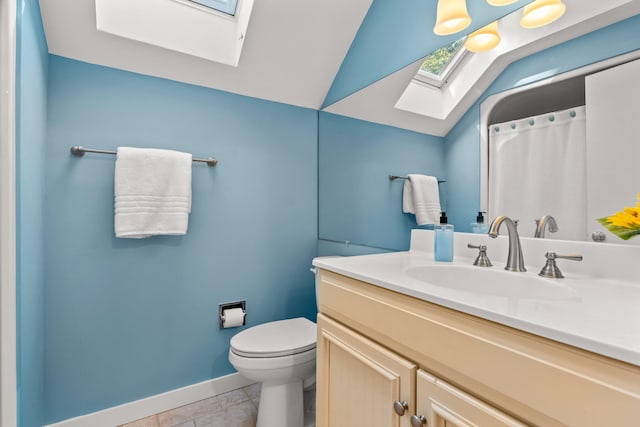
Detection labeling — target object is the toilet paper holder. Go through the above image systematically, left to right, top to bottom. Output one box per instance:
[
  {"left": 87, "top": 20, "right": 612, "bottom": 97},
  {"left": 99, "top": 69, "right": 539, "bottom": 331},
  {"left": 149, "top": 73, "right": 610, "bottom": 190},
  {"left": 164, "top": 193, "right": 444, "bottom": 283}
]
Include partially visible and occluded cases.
[{"left": 219, "top": 300, "right": 246, "bottom": 328}]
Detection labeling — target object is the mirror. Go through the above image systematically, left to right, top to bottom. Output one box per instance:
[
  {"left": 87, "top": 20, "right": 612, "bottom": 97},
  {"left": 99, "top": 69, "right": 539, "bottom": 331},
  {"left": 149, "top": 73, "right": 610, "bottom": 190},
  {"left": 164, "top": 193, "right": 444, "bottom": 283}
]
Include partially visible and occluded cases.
[
  {"left": 318, "top": 0, "right": 640, "bottom": 251},
  {"left": 409, "top": 1, "right": 640, "bottom": 244},
  {"left": 479, "top": 41, "right": 640, "bottom": 245}
]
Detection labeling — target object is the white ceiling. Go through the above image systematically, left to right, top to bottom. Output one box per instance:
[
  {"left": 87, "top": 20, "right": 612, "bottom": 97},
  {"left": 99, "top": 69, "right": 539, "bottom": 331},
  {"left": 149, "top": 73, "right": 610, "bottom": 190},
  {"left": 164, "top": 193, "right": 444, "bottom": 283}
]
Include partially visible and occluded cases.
[
  {"left": 38, "top": 0, "right": 640, "bottom": 136},
  {"left": 39, "top": 0, "right": 373, "bottom": 110}
]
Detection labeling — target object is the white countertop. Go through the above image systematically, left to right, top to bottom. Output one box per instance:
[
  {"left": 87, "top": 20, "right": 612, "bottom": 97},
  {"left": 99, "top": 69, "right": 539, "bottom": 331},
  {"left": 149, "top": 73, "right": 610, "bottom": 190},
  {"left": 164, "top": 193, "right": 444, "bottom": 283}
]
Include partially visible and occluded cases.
[{"left": 313, "top": 231, "right": 640, "bottom": 367}]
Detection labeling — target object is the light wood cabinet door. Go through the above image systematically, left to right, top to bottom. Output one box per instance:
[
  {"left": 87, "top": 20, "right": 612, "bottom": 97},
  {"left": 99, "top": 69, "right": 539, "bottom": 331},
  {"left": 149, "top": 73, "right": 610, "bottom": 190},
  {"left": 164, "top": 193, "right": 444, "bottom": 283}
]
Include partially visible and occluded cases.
[
  {"left": 317, "top": 314, "right": 417, "bottom": 427},
  {"left": 415, "top": 370, "right": 527, "bottom": 427}
]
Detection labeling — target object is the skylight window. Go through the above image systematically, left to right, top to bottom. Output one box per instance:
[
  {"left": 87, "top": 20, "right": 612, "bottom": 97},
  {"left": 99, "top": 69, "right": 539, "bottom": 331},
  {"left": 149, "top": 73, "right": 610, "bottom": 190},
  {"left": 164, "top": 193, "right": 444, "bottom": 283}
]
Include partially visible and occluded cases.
[
  {"left": 95, "top": 0, "right": 255, "bottom": 67},
  {"left": 189, "top": 0, "right": 238, "bottom": 16},
  {"left": 415, "top": 38, "right": 467, "bottom": 88}
]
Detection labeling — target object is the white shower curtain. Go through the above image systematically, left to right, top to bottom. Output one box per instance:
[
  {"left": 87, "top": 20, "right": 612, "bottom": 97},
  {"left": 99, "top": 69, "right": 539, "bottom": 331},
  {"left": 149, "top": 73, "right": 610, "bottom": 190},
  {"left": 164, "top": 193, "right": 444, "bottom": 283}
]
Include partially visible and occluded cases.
[{"left": 488, "top": 106, "right": 587, "bottom": 240}]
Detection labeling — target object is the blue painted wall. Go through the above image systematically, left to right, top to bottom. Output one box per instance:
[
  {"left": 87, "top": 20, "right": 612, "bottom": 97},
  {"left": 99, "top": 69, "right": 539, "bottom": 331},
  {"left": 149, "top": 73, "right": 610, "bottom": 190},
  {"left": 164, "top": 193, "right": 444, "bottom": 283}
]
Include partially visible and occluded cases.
[
  {"left": 16, "top": 0, "right": 48, "bottom": 426},
  {"left": 324, "top": 0, "right": 532, "bottom": 107},
  {"left": 445, "top": 14, "right": 640, "bottom": 232},
  {"left": 43, "top": 56, "right": 318, "bottom": 423},
  {"left": 318, "top": 112, "right": 444, "bottom": 254},
  {"left": 317, "top": 240, "right": 391, "bottom": 257}
]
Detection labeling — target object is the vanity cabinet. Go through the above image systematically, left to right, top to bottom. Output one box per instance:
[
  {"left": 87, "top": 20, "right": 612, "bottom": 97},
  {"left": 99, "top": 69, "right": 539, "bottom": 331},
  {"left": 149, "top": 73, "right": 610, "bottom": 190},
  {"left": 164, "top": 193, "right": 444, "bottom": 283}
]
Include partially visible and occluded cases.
[
  {"left": 315, "top": 269, "right": 640, "bottom": 426},
  {"left": 318, "top": 313, "right": 525, "bottom": 427},
  {"left": 317, "top": 314, "right": 416, "bottom": 427},
  {"left": 416, "top": 370, "right": 526, "bottom": 427}
]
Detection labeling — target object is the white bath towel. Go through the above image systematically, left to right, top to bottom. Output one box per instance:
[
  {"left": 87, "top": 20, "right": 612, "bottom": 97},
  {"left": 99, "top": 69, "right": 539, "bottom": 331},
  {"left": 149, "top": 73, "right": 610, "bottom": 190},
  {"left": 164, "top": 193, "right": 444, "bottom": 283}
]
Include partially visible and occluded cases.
[
  {"left": 114, "top": 147, "right": 192, "bottom": 238},
  {"left": 402, "top": 174, "right": 441, "bottom": 225}
]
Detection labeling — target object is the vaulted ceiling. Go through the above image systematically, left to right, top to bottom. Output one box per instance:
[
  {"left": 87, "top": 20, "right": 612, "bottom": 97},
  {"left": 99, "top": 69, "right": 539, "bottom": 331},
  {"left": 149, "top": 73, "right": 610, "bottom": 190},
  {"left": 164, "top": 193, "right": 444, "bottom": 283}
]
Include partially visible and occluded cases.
[
  {"left": 39, "top": 0, "right": 640, "bottom": 136},
  {"left": 39, "top": 0, "right": 529, "bottom": 109},
  {"left": 40, "top": 0, "right": 373, "bottom": 110},
  {"left": 321, "top": 0, "right": 531, "bottom": 107},
  {"left": 326, "top": 0, "right": 640, "bottom": 136}
]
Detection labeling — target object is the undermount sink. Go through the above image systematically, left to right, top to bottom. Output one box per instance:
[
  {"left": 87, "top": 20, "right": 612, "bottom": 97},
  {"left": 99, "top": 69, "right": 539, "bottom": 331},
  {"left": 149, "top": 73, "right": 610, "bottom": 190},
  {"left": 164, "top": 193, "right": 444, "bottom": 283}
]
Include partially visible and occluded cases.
[{"left": 404, "top": 264, "right": 578, "bottom": 300}]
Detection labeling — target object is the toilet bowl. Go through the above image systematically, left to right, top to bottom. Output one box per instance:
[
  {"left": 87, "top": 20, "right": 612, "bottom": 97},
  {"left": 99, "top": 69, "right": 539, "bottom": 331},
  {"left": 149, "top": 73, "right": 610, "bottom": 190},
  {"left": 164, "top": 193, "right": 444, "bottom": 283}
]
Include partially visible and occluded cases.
[{"left": 228, "top": 317, "right": 317, "bottom": 427}]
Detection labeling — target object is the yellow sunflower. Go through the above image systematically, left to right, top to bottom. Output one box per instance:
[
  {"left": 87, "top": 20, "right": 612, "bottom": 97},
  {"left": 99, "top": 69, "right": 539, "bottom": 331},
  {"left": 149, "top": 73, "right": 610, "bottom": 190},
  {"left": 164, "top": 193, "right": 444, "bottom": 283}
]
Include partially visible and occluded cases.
[{"left": 597, "top": 194, "right": 640, "bottom": 240}]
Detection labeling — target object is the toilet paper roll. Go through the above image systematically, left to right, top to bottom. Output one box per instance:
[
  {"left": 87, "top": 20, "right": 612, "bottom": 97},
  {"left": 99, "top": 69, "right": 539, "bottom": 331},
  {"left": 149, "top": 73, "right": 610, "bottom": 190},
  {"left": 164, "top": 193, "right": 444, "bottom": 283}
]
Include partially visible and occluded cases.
[{"left": 222, "top": 307, "right": 245, "bottom": 328}]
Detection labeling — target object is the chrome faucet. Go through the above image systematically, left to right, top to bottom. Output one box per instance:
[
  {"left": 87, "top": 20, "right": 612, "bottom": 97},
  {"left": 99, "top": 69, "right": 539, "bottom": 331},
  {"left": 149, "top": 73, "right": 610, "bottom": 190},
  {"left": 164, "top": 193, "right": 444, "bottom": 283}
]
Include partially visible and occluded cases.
[
  {"left": 534, "top": 215, "right": 558, "bottom": 238},
  {"left": 488, "top": 216, "right": 526, "bottom": 272}
]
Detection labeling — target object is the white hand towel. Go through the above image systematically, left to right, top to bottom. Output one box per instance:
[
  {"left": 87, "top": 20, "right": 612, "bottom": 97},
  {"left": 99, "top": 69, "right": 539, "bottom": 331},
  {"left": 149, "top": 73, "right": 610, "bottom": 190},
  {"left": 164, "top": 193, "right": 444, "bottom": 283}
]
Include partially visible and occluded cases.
[
  {"left": 114, "top": 147, "right": 192, "bottom": 238},
  {"left": 402, "top": 174, "right": 441, "bottom": 225}
]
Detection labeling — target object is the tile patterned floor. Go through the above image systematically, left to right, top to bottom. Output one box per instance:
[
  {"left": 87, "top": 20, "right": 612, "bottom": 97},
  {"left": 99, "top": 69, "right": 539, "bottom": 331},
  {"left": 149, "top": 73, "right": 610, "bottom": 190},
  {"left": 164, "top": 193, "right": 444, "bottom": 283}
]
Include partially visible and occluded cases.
[{"left": 121, "top": 384, "right": 316, "bottom": 427}]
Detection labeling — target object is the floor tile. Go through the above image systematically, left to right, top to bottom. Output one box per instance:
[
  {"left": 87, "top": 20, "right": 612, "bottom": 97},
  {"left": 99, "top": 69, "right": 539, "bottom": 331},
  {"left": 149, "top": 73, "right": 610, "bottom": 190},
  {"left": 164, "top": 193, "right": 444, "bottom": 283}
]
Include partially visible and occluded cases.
[
  {"left": 124, "top": 383, "right": 266, "bottom": 427},
  {"left": 241, "top": 383, "right": 261, "bottom": 408},
  {"left": 216, "top": 388, "right": 251, "bottom": 408},
  {"left": 157, "top": 396, "right": 221, "bottom": 427},
  {"left": 194, "top": 400, "right": 257, "bottom": 427},
  {"left": 119, "top": 414, "right": 160, "bottom": 427}
]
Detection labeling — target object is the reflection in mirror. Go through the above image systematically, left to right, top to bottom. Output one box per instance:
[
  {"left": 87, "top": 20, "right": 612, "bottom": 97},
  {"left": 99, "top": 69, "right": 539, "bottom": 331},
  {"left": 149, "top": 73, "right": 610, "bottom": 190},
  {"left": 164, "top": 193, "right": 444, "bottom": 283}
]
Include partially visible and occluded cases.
[
  {"left": 320, "top": 0, "right": 640, "bottom": 253},
  {"left": 392, "top": 0, "right": 628, "bottom": 135},
  {"left": 414, "top": 38, "right": 467, "bottom": 88},
  {"left": 480, "top": 51, "right": 640, "bottom": 244},
  {"left": 488, "top": 106, "right": 587, "bottom": 241}
]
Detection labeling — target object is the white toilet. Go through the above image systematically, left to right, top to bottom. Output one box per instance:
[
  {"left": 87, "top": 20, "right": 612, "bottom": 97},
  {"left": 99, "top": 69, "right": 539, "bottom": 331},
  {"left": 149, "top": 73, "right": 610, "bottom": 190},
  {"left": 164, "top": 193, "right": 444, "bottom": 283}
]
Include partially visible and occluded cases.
[{"left": 228, "top": 317, "right": 317, "bottom": 427}]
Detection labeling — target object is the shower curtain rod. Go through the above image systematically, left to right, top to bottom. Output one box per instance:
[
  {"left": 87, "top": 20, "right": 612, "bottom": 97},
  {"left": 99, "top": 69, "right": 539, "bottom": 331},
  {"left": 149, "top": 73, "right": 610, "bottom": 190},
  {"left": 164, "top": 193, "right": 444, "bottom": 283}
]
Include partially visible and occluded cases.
[{"left": 70, "top": 145, "right": 218, "bottom": 166}]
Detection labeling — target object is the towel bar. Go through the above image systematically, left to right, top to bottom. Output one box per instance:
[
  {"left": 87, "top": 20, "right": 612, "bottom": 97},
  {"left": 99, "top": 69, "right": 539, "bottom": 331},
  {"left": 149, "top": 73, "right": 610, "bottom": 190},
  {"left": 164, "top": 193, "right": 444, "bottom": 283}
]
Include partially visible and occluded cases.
[
  {"left": 70, "top": 145, "right": 218, "bottom": 166},
  {"left": 389, "top": 175, "right": 445, "bottom": 183}
]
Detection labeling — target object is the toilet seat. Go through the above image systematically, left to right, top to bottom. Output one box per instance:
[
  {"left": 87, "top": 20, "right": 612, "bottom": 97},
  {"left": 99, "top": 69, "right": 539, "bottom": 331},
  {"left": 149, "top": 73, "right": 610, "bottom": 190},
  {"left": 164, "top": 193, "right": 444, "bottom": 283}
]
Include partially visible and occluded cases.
[{"left": 230, "top": 317, "right": 316, "bottom": 358}]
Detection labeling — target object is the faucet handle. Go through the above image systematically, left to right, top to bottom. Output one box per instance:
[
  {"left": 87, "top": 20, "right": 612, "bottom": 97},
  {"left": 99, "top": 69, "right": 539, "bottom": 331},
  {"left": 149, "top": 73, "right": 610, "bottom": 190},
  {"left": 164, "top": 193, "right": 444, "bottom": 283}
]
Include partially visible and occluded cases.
[
  {"left": 467, "top": 244, "right": 492, "bottom": 267},
  {"left": 538, "top": 252, "right": 582, "bottom": 278},
  {"left": 552, "top": 253, "right": 583, "bottom": 261}
]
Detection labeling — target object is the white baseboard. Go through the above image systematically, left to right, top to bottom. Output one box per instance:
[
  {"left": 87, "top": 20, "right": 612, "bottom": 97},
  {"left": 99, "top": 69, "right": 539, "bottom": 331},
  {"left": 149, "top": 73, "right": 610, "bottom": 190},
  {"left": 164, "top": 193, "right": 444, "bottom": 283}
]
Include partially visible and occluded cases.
[{"left": 45, "top": 373, "right": 255, "bottom": 427}]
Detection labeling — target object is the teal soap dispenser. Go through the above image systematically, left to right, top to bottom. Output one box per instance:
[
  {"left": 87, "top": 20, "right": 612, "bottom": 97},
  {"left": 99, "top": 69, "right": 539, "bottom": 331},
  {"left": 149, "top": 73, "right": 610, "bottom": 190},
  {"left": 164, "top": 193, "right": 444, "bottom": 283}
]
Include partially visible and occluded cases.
[
  {"left": 472, "top": 211, "right": 489, "bottom": 234},
  {"left": 435, "top": 212, "right": 454, "bottom": 262}
]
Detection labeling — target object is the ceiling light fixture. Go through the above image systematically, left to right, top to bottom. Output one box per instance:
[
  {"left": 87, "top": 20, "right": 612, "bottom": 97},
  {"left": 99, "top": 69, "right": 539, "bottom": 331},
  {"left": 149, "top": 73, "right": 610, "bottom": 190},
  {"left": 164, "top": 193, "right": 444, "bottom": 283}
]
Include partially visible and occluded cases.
[
  {"left": 432, "top": 0, "right": 567, "bottom": 55},
  {"left": 433, "top": 0, "right": 472, "bottom": 36},
  {"left": 486, "top": 0, "right": 518, "bottom": 6},
  {"left": 520, "top": 0, "right": 567, "bottom": 28},
  {"left": 464, "top": 21, "right": 501, "bottom": 52}
]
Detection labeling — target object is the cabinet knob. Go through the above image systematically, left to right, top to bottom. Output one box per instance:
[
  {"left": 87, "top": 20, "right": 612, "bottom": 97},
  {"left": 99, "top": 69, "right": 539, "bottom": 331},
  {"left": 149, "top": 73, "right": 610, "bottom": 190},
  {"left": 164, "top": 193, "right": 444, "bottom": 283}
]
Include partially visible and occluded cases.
[
  {"left": 393, "top": 400, "right": 409, "bottom": 416},
  {"left": 410, "top": 414, "right": 427, "bottom": 426}
]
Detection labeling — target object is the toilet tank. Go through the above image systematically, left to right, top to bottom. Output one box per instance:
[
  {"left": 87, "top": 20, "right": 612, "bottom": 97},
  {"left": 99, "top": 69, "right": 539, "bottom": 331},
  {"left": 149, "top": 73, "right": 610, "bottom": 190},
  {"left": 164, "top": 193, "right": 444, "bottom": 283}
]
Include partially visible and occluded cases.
[{"left": 311, "top": 256, "right": 342, "bottom": 305}]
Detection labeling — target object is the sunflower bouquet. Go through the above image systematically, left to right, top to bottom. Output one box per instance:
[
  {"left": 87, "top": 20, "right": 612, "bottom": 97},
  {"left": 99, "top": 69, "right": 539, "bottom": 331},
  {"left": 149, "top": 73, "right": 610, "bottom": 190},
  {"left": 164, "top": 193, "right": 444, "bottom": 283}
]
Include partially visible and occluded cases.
[{"left": 597, "top": 193, "right": 640, "bottom": 241}]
